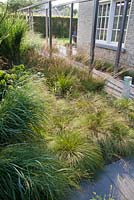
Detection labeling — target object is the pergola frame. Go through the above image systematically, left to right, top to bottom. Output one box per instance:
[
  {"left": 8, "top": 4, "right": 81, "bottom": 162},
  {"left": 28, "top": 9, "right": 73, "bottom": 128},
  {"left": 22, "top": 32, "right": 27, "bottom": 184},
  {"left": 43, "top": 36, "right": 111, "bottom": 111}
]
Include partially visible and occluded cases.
[{"left": 18, "top": 0, "right": 129, "bottom": 73}]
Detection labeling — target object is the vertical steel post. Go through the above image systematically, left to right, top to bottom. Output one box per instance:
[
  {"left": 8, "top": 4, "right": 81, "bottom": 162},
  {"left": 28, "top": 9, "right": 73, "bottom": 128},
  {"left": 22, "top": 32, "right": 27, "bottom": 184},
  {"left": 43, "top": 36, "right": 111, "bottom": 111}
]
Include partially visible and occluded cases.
[
  {"left": 90, "top": 0, "right": 99, "bottom": 66},
  {"left": 114, "top": 0, "right": 129, "bottom": 74},
  {"left": 49, "top": 1, "right": 52, "bottom": 57},
  {"left": 69, "top": 3, "right": 74, "bottom": 46},
  {"left": 46, "top": 9, "right": 49, "bottom": 45},
  {"left": 31, "top": 11, "right": 34, "bottom": 32}
]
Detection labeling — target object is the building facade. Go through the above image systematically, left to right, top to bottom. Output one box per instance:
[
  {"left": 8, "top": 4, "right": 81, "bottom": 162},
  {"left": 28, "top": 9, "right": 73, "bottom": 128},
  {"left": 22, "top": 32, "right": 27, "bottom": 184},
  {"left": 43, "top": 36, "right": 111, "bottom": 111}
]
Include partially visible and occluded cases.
[{"left": 77, "top": 0, "right": 134, "bottom": 67}]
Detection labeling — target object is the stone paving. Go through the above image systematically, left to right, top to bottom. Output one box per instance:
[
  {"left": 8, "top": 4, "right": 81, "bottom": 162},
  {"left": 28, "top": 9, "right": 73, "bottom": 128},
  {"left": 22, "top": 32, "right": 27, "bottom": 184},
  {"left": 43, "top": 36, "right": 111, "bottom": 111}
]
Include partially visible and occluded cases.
[{"left": 70, "top": 159, "right": 134, "bottom": 200}]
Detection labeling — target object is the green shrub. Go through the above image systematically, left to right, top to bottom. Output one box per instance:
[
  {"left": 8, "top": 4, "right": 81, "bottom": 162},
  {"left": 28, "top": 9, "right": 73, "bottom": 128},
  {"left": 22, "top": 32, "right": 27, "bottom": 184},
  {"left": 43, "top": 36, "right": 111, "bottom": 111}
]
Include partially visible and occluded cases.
[
  {"left": 0, "top": 16, "right": 27, "bottom": 66},
  {"left": 20, "top": 32, "right": 45, "bottom": 54},
  {"left": 94, "top": 59, "right": 113, "bottom": 73},
  {"left": 0, "top": 64, "right": 29, "bottom": 100},
  {"left": 54, "top": 73, "right": 77, "bottom": 97},
  {"left": 80, "top": 77, "right": 105, "bottom": 93},
  {"left": 0, "top": 80, "right": 46, "bottom": 144},
  {"left": 47, "top": 132, "right": 103, "bottom": 178},
  {"left": 0, "top": 143, "right": 75, "bottom": 200}
]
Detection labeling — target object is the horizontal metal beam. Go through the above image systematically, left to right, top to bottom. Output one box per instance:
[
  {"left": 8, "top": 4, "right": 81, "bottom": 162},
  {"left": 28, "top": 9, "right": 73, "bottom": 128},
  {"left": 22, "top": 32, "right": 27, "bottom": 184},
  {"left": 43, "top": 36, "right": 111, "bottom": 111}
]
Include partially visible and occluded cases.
[
  {"left": 18, "top": 0, "right": 91, "bottom": 12},
  {"left": 18, "top": 0, "right": 56, "bottom": 11}
]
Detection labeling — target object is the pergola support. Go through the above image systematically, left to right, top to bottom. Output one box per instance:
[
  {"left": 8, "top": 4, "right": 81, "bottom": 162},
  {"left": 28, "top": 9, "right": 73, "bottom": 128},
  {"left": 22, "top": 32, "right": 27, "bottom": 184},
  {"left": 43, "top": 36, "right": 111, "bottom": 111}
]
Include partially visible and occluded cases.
[
  {"left": 90, "top": 0, "right": 99, "bottom": 70},
  {"left": 114, "top": 0, "right": 129, "bottom": 75},
  {"left": 49, "top": 1, "right": 52, "bottom": 57},
  {"left": 69, "top": 3, "right": 74, "bottom": 46},
  {"left": 46, "top": 9, "right": 49, "bottom": 45}
]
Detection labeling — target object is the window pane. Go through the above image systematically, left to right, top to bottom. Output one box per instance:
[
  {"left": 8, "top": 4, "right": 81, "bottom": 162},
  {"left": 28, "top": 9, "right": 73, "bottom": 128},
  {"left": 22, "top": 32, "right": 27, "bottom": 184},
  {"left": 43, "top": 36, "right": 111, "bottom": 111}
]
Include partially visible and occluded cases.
[
  {"left": 115, "top": 3, "right": 120, "bottom": 15},
  {"left": 120, "top": 3, "right": 124, "bottom": 15},
  {"left": 107, "top": 4, "right": 110, "bottom": 16},
  {"left": 99, "top": 5, "right": 102, "bottom": 16},
  {"left": 103, "top": 5, "right": 107, "bottom": 16},
  {"left": 118, "top": 16, "right": 123, "bottom": 29},
  {"left": 97, "top": 17, "right": 101, "bottom": 28},
  {"left": 105, "top": 17, "right": 109, "bottom": 28},
  {"left": 113, "top": 17, "right": 118, "bottom": 29},
  {"left": 101, "top": 18, "right": 105, "bottom": 28},
  {"left": 100, "top": 30, "right": 104, "bottom": 40},
  {"left": 104, "top": 30, "right": 107, "bottom": 40},
  {"left": 112, "top": 30, "right": 116, "bottom": 42},
  {"left": 116, "top": 30, "right": 120, "bottom": 42}
]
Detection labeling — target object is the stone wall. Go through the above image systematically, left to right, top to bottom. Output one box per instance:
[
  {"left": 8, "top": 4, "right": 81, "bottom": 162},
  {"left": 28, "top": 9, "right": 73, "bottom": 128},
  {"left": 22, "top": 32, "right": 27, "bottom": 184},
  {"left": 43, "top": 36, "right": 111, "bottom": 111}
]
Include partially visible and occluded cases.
[{"left": 77, "top": 0, "right": 134, "bottom": 67}]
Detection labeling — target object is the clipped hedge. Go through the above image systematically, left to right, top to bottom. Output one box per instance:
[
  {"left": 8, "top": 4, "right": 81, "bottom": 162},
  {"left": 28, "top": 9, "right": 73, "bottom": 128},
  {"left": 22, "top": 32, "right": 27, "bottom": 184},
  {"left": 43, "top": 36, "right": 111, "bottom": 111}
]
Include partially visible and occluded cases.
[{"left": 33, "top": 16, "right": 78, "bottom": 38}]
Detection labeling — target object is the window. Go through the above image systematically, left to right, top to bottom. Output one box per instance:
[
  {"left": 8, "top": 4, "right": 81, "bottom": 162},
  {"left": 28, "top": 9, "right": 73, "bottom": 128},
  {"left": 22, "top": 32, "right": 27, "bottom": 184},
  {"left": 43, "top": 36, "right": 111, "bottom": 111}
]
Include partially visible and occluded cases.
[
  {"left": 96, "top": 0, "right": 131, "bottom": 46},
  {"left": 97, "top": 3, "right": 110, "bottom": 41}
]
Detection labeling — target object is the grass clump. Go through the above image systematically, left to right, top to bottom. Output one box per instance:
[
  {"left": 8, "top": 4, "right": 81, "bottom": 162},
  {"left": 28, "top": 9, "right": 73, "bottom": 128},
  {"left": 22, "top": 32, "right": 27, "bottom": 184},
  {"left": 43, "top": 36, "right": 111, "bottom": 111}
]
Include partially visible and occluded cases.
[
  {"left": 0, "top": 16, "right": 27, "bottom": 66},
  {"left": 72, "top": 51, "right": 90, "bottom": 66},
  {"left": 29, "top": 56, "right": 105, "bottom": 97},
  {"left": 94, "top": 59, "right": 113, "bottom": 73},
  {"left": 0, "top": 79, "right": 46, "bottom": 145},
  {"left": 114, "top": 98, "right": 134, "bottom": 128},
  {"left": 47, "top": 132, "right": 103, "bottom": 178},
  {"left": 0, "top": 143, "right": 75, "bottom": 200}
]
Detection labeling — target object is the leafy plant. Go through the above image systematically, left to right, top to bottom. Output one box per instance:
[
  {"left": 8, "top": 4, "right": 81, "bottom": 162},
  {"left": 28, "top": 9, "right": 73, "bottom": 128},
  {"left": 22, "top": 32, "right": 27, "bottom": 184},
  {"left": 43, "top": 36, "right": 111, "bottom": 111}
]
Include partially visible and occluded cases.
[
  {"left": 0, "top": 64, "right": 29, "bottom": 100},
  {"left": 54, "top": 73, "right": 76, "bottom": 97},
  {"left": 0, "top": 80, "right": 46, "bottom": 144},
  {"left": 0, "top": 143, "right": 75, "bottom": 200}
]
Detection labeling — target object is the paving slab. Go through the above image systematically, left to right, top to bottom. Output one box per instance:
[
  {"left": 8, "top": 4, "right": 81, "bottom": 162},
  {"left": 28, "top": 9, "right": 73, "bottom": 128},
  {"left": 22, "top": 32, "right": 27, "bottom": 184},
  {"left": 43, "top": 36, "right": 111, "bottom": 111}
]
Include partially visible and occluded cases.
[{"left": 70, "top": 159, "right": 134, "bottom": 200}]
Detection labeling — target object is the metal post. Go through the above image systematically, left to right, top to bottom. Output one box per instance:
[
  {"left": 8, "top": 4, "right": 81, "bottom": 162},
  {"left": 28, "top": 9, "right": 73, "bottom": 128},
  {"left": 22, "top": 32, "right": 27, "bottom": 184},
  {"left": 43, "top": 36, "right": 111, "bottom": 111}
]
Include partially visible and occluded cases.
[
  {"left": 90, "top": 0, "right": 99, "bottom": 66},
  {"left": 114, "top": 0, "right": 129, "bottom": 74},
  {"left": 49, "top": 1, "right": 52, "bottom": 57},
  {"left": 69, "top": 3, "right": 74, "bottom": 46},
  {"left": 46, "top": 9, "right": 49, "bottom": 45},
  {"left": 31, "top": 11, "right": 34, "bottom": 32}
]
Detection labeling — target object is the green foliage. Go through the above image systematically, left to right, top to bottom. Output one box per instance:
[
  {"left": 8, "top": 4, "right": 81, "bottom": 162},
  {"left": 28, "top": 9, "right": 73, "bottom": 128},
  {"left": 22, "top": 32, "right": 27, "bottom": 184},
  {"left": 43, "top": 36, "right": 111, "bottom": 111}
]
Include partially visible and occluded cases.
[
  {"left": 7, "top": 0, "right": 35, "bottom": 12},
  {"left": 0, "top": 16, "right": 27, "bottom": 66},
  {"left": 20, "top": 32, "right": 45, "bottom": 54},
  {"left": 73, "top": 52, "right": 90, "bottom": 66},
  {"left": 30, "top": 56, "right": 104, "bottom": 96},
  {"left": 94, "top": 59, "right": 113, "bottom": 73},
  {"left": 0, "top": 64, "right": 29, "bottom": 100},
  {"left": 54, "top": 73, "right": 77, "bottom": 97},
  {"left": 80, "top": 77, "right": 105, "bottom": 93},
  {"left": 0, "top": 80, "right": 46, "bottom": 144},
  {"left": 114, "top": 98, "right": 134, "bottom": 128},
  {"left": 47, "top": 132, "right": 103, "bottom": 178},
  {"left": 0, "top": 143, "right": 75, "bottom": 200},
  {"left": 91, "top": 189, "right": 115, "bottom": 200}
]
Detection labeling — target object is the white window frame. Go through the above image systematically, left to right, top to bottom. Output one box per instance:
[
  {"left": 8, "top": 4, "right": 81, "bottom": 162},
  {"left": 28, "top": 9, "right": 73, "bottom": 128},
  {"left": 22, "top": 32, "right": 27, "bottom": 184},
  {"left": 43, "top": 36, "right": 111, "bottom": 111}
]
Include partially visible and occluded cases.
[{"left": 96, "top": 0, "right": 131, "bottom": 48}]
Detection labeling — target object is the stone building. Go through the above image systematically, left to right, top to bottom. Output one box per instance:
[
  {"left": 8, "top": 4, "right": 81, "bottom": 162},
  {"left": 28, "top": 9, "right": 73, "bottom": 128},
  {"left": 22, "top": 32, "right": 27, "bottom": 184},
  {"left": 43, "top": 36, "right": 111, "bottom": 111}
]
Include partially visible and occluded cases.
[{"left": 77, "top": 0, "right": 134, "bottom": 67}]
